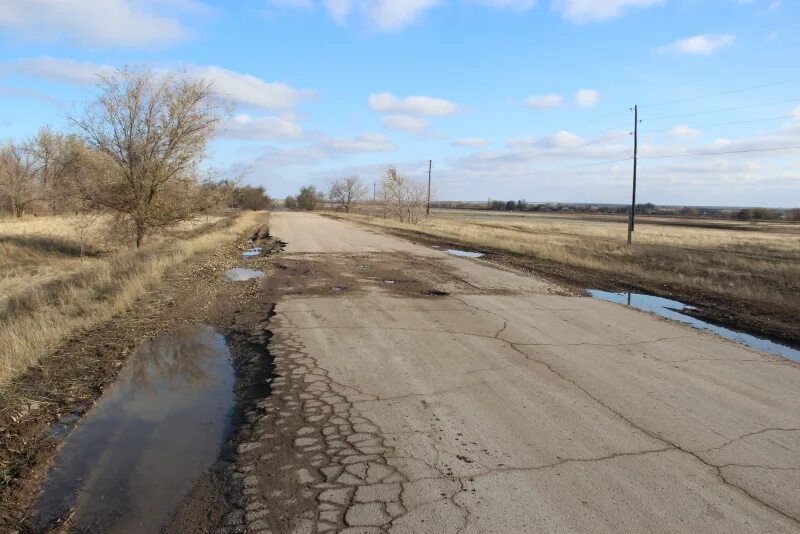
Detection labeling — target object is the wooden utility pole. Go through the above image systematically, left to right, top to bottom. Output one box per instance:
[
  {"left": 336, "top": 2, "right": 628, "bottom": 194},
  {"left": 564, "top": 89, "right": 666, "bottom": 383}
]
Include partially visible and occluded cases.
[
  {"left": 627, "top": 105, "right": 639, "bottom": 247},
  {"left": 426, "top": 159, "right": 432, "bottom": 216},
  {"left": 373, "top": 181, "right": 376, "bottom": 216}
]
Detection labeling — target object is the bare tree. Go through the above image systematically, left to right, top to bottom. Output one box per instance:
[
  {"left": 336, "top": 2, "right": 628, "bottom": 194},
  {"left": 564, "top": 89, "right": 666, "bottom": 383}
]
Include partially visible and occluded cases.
[
  {"left": 69, "top": 68, "right": 225, "bottom": 247},
  {"left": 26, "top": 126, "right": 82, "bottom": 213},
  {"left": 0, "top": 142, "right": 39, "bottom": 217},
  {"left": 382, "top": 166, "right": 427, "bottom": 224},
  {"left": 329, "top": 176, "right": 367, "bottom": 213}
]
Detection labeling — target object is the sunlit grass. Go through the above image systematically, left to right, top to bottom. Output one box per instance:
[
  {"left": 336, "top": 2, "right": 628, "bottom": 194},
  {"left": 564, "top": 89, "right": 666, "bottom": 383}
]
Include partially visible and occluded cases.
[{"left": 0, "top": 211, "right": 264, "bottom": 385}]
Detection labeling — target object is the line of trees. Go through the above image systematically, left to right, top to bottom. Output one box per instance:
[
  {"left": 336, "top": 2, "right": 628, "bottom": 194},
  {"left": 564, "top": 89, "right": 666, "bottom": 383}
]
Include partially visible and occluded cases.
[
  {"left": 0, "top": 68, "right": 274, "bottom": 247},
  {"left": 284, "top": 167, "right": 428, "bottom": 224}
]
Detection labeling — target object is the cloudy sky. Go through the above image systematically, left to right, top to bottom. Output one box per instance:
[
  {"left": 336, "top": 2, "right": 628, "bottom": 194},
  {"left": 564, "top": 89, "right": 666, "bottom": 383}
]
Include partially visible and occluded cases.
[{"left": 1, "top": 0, "right": 798, "bottom": 207}]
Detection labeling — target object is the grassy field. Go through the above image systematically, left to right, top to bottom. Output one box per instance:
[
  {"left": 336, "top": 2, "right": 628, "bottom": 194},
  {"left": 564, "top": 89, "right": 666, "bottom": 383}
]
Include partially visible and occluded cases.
[
  {"left": 332, "top": 208, "right": 800, "bottom": 340},
  {"left": 0, "top": 212, "right": 262, "bottom": 385}
]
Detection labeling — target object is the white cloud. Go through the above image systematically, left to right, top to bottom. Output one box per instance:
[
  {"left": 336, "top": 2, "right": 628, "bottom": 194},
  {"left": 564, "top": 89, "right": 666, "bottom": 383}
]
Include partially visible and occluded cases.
[
  {"left": 0, "top": 0, "right": 194, "bottom": 47},
  {"left": 266, "top": 0, "right": 314, "bottom": 7},
  {"left": 269, "top": 0, "right": 543, "bottom": 30},
  {"left": 322, "top": 0, "right": 353, "bottom": 23},
  {"left": 368, "top": 0, "right": 441, "bottom": 30},
  {"left": 470, "top": 0, "right": 537, "bottom": 9},
  {"left": 553, "top": 0, "right": 663, "bottom": 22},
  {"left": 658, "top": 34, "right": 736, "bottom": 55},
  {"left": 4, "top": 57, "right": 115, "bottom": 85},
  {"left": 4, "top": 58, "right": 314, "bottom": 111},
  {"left": 186, "top": 66, "right": 314, "bottom": 111},
  {"left": 574, "top": 89, "right": 599, "bottom": 107},
  {"left": 369, "top": 92, "right": 458, "bottom": 116},
  {"left": 525, "top": 94, "right": 564, "bottom": 109},
  {"left": 219, "top": 114, "right": 303, "bottom": 140},
  {"left": 383, "top": 114, "right": 428, "bottom": 132},
  {"left": 670, "top": 125, "right": 701, "bottom": 138},
  {"left": 507, "top": 130, "right": 583, "bottom": 148},
  {"left": 323, "top": 132, "right": 395, "bottom": 153},
  {"left": 452, "top": 137, "right": 489, "bottom": 147}
]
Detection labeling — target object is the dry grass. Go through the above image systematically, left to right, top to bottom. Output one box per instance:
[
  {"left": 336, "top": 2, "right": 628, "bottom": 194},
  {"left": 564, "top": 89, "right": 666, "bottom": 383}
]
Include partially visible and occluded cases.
[
  {"left": 333, "top": 210, "right": 800, "bottom": 311},
  {"left": 0, "top": 211, "right": 264, "bottom": 385}
]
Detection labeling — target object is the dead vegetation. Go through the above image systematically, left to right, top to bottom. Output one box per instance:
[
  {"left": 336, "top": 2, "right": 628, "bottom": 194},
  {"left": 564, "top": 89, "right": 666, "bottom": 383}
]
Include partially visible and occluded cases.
[{"left": 0, "top": 211, "right": 264, "bottom": 385}]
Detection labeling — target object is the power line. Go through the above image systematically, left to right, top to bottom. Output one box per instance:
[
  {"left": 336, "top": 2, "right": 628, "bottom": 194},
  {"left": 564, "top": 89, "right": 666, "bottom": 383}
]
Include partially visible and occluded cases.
[
  {"left": 641, "top": 77, "right": 800, "bottom": 108},
  {"left": 643, "top": 98, "right": 800, "bottom": 122},
  {"left": 640, "top": 114, "right": 796, "bottom": 134},
  {"left": 639, "top": 145, "right": 800, "bottom": 160},
  {"left": 437, "top": 157, "right": 631, "bottom": 185}
]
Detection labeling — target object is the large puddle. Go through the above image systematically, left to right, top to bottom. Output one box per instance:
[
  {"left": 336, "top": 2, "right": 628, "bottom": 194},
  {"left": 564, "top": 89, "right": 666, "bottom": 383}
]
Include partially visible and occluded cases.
[
  {"left": 589, "top": 290, "right": 800, "bottom": 362},
  {"left": 33, "top": 324, "right": 235, "bottom": 533}
]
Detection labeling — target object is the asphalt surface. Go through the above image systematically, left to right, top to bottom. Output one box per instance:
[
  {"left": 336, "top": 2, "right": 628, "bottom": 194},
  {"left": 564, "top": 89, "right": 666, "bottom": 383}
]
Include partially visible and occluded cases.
[{"left": 251, "top": 212, "right": 800, "bottom": 533}]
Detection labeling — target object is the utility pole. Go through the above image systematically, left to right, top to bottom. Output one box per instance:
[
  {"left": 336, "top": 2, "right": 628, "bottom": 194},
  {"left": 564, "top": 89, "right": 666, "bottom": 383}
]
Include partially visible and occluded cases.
[
  {"left": 627, "top": 105, "right": 639, "bottom": 247},
  {"left": 426, "top": 159, "right": 432, "bottom": 216},
  {"left": 373, "top": 181, "right": 376, "bottom": 217}
]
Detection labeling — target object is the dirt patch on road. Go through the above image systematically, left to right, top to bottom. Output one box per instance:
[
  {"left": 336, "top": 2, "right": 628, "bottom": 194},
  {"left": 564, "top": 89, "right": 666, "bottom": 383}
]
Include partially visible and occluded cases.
[{"left": 265, "top": 252, "right": 513, "bottom": 300}]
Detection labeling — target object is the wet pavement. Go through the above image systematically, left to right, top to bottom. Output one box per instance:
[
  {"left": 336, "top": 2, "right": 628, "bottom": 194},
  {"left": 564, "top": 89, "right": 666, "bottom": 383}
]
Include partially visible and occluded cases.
[
  {"left": 589, "top": 290, "right": 800, "bottom": 362},
  {"left": 33, "top": 324, "right": 235, "bottom": 533}
]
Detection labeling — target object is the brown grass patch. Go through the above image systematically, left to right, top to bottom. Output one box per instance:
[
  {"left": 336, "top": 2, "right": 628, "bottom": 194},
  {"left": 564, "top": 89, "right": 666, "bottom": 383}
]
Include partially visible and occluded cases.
[{"left": 0, "top": 211, "right": 265, "bottom": 385}]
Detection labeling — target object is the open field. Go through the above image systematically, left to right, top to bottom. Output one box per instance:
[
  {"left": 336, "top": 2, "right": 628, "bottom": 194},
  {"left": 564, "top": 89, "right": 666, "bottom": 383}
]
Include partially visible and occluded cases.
[
  {"left": 329, "top": 209, "right": 800, "bottom": 344},
  {"left": 0, "top": 212, "right": 257, "bottom": 385}
]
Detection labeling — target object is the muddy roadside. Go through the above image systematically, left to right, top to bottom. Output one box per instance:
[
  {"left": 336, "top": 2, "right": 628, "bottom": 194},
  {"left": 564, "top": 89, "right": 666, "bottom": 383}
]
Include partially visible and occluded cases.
[
  {"left": 0, "top": 215, "right": 280, "bottom": 532},
  {"left": 325, "top": 216, "right": 800, "bottom": 350}
]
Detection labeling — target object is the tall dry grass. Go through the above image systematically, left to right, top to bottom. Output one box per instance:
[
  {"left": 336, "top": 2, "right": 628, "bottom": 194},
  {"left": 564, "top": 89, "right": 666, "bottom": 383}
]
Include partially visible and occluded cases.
[
  {"left": 0, "top": 211, "right": 264, "bottom": 385},
  {"left": 333, "top": 211, "right": 800, "bottom": 310}
]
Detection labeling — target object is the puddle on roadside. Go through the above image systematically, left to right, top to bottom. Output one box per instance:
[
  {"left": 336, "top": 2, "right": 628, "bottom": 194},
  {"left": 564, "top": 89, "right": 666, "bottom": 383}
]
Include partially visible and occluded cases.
[
  {"left": 242, "top": 247, "right": 264, "bottom": 258},
  {"left": 445, "top": 249, "right": 484, "bottom": 258},
  {"left": 223, "top": 268, "right": 265, "bottom": 282},
  {"left": 332, "top": 286, "right": 346, "bottom": 292},
  {"left": 589, "top": 290, "right": 800, "bottom": 362},
  {"left": 33, "top": 324, "right": 235, "bottom": 533}
]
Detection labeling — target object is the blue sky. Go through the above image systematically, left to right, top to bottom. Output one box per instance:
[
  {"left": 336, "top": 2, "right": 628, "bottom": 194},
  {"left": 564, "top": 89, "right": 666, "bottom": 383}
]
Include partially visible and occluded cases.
[{"left": 1, "top": 0, "right": 798, "bottom": 207}]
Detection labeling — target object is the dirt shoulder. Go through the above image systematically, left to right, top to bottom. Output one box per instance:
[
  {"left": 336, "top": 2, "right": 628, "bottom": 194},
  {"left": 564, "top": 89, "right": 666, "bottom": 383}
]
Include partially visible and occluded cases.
[
  {"left": 326, "top": 214, "right": 800, "bottom": 349},
  {"left": 0, "top": 215, "right": 279, "bottom": 531}
]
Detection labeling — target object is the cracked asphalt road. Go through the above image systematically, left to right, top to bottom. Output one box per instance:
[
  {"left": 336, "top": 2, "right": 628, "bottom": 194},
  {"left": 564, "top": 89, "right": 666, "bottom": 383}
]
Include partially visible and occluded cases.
[{"left": 227, "top": 212, "right": 800, "bottom": 533}]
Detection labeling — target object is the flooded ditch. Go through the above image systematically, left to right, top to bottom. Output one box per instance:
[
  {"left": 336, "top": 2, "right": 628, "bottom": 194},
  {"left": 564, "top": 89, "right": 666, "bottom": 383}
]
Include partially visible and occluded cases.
[
  {"left": 589, "top": 290, "right": 800, "bottom": 362},
  {"left": 32, "top": 324, "right": 236, "bottom": 533}
]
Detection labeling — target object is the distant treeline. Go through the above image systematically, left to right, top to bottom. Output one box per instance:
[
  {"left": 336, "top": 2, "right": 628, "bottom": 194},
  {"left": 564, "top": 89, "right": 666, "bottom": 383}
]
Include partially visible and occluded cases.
[{"left": 431, "top": 200, "right": 800, "bottom": 221}]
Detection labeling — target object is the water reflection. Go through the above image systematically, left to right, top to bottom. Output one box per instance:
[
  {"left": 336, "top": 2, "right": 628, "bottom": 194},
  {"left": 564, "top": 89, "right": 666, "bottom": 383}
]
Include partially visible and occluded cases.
[
  {"left": 242, "top": 247, "right": 264, "bottom": 258},
  {"left": 445, "top": 249, "right": 484, "bottom": 258},
  {"left": 223, "top": 268, "right": 265, "bottom": 282},
  {"left": 589, "top": 290, "right": 800, "bottom": 362},
  {"left": 33, "top": 325, "right": 235, "bottom": 533}
]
